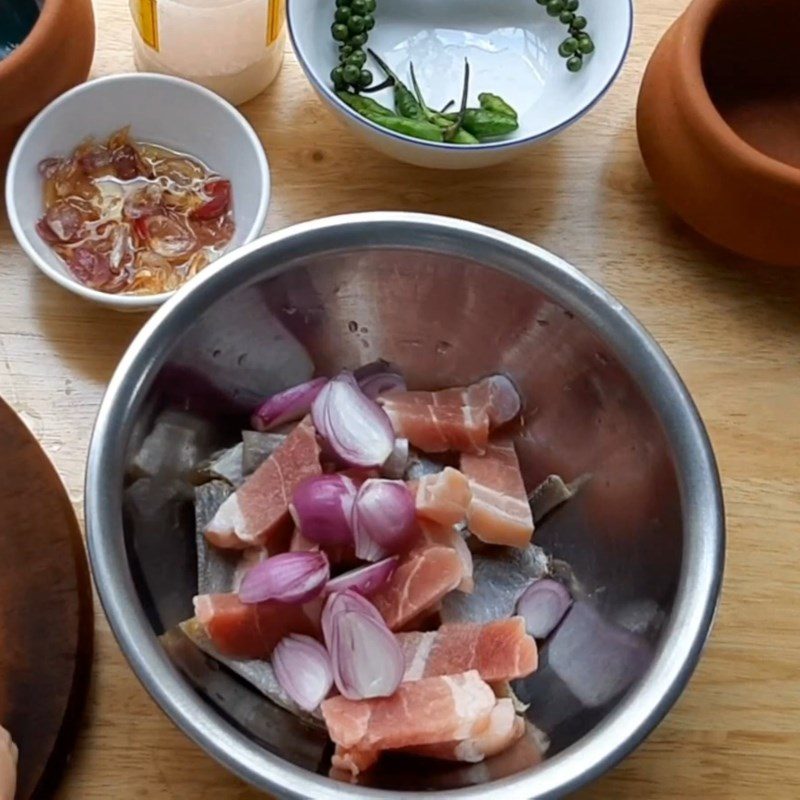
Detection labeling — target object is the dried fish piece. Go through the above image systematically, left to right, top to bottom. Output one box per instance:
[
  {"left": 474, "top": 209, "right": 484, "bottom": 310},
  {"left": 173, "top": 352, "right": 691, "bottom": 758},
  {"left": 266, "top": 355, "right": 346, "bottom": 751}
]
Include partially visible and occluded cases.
[
  {"left": 129, "top": 409, "right": 216, "bottom": 481},
  {"left": 242, "top": 430, "right": 288, "bottom": 475},
  {"left": 193, "top": 442, "right": 244, "bottom": 487},
  {"left": 528, "top": 473, "right": 590, "bottom": 523},
  {"left": 440, "top": 544, "right": 550, "bottom": 625},
  {"left": 178, "top": 619, "right": 324, "bottom": 725}
]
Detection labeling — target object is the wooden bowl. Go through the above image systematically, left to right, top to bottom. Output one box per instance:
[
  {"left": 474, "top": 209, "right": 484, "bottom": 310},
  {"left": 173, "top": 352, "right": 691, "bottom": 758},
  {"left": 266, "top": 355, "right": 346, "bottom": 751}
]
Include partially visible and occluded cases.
[
  {"left": 0, "top": 0, "right": 95, "bottom": 168},
  {"left": 637, "top": 0, "right": 800, "bottom": 266},
  {"left": 0, "top": 397, "right": 93, "bottom": 799}
]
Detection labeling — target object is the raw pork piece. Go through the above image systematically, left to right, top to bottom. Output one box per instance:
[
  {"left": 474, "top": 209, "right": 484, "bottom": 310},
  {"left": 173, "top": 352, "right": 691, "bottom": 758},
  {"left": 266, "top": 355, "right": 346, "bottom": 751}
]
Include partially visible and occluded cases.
[
  {"left": 379, "top": 375, "right": 517, "bottom": 455},
  {"left": 205, "top": 417, "right": 321, "bottom": 549},
  {"left": 461, "top": 439, "right": 534, "bottom": 548},
  {"left": 416, "top": 467, "right": 471, "bottom": 528},
  {"left": 418, "top": 519, "right": 473, "bottom": 594},
  {"left": 440, "top": 544, "right": 549, "bottom": 625},
  {"left": 371, "top": 545, "right": 464, "bottom": 631},
  {"left": 193, "top": 593, "right": 320, "bottom": 659},
  {"left": 398, "top": 617, "right": 537, "bottom": 683},
  {"left": 321, "top": 671, "right": 496, "bottom": 752},
  {"left": 403, "top": 699, "right": 524, "bottom": 763}
]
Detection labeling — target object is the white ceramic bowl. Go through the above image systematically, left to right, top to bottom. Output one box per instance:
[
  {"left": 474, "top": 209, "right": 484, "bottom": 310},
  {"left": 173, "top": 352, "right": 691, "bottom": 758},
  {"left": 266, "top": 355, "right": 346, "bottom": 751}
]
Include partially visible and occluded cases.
[
  {"left": 288, "top": 0, "right": 633, "bottom": 169},
  {"left": 5, "top": 73, "right": 270, "bottom": 312}
]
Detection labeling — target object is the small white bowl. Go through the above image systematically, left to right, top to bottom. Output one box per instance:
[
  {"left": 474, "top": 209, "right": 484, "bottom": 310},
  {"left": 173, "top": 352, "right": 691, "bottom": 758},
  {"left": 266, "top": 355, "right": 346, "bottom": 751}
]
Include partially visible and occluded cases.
[
  {"left": 288, "top": 0, "right": 632, "bottom": 169},
  {"left": 5, "top": 73, "right": 270, "bottom": 312}
]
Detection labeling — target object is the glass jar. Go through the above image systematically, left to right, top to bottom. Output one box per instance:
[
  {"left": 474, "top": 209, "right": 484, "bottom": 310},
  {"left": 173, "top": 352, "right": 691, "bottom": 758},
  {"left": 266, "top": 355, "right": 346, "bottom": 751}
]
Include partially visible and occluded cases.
[{"left": 130, "top": 0, "right": 286, "bottom": 106}]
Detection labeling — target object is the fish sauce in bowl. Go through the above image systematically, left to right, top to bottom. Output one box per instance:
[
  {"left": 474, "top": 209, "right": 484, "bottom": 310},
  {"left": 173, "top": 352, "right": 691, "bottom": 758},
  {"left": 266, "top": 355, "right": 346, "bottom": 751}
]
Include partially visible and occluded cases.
[{"left": 36, "top": 128, "right": 235, "bottom": 295}]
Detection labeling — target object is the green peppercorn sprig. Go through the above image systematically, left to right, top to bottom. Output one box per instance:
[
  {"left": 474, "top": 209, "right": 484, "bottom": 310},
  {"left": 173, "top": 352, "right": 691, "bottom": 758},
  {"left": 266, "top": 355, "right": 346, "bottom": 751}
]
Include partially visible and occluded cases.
[
  {"left": 328, "top": 0, "right": 519, "bottom": 145},
  {"left": 330, "top": 0, "right": 376, "bottom": 91},
  {"left": 536, "top": 0, "right": 595, "bottom": 72}
]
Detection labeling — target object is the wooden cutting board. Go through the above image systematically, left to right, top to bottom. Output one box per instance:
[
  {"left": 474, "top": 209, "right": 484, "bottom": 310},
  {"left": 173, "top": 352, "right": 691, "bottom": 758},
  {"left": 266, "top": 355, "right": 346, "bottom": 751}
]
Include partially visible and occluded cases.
[{"left": 0, "top": 397, "right": 93, "bottom": 799}]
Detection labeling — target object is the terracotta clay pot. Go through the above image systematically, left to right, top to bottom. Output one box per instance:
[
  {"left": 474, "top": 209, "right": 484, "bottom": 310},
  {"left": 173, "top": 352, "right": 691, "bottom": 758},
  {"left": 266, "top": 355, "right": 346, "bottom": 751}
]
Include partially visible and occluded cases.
[
  {"left": 0, "top": 0, "right": 95, "bottom": 169},
  {"left": 637, "top": 0, "right": 800, "bottom": 267}
]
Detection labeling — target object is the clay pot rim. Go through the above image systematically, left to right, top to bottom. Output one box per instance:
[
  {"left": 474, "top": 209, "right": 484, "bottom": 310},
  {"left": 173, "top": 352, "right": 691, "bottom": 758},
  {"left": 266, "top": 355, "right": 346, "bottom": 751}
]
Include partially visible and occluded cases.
[
  {"left": 0, "top": 0, "right": 68, "bottom": 81},
  {"left": 675, "top": 0, "right": 800, "bottom": 192}
]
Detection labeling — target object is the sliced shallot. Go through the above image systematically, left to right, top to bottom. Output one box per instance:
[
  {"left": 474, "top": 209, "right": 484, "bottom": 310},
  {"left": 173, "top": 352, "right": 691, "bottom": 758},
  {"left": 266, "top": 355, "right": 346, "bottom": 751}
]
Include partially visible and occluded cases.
[
  {"left": 354, "top": 359, "right": 407, "bottom": 399},
  {"left": 312, "top": 372, "right": 395, "bottom": 468},
  {"left": 483, "top": 374, "right": 522, "bottom": 428},
  {"left": 251, "top": 377, "right": 328, "bottom": 432},
  {"left": 290, "top": 474, "right": 357, "bottom": 547},
  {"left": 352, "top": 479, "right": 417, "bottom": 558},
  {"left": 238, "top": 551, "right": 330, "bottom": 605},
  {"left": 324, "top": 557, "right": 398, "bottom": 598},
  {"left": 516, "top": 579, "right": 573, "bottom": 639},
  {"left": 321, "top": 588, "right": 384, "bottom": 645},
  {"left": 323, "top": 590, "right": 403, "bottom": 700},
  {"left": 273, "top": 634, "right": 334, "bottom": 712}
]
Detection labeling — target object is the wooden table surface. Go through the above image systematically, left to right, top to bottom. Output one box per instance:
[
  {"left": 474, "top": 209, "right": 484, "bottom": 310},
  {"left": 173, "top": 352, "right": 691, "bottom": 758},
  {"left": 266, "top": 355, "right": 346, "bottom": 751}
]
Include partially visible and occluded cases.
[{"left": 1, "top": 0, "right": 799, "bottom": 797}]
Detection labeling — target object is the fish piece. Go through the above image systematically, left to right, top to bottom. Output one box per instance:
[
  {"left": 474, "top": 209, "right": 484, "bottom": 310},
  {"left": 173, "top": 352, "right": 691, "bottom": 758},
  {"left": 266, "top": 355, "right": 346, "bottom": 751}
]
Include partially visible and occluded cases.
[
  {"left": 129, "top": 409, "right": 216, "bottom": 480},
  {"left": 205, "top": 418, "right": 321, "bottom": 549},
  {"left": 242, "top": 431, "right": 288, "bottom": 476},
  {"left": 461, "top": 439, "right": 534, "bottom": 548},
  {"left": 193, "top": 442, "right": 245, "bottom": 487},
  {"left": 404, "top": 451, "right": 445, "bottom": 481},
  {"left": 416, "top": 467, "right": 471, "bottom": 528},
  {"left": 528, "top": 473, "right": 589, "bottom": 523},
  {"left": 195, "top": 479, "right": 233, "bottom": 532},
  {"left": 418, "top": 519, "right": 473, "bottom": 594},
  {"left": 440, "top": 544, "right": 549, "bottom": 625},
  {"left": 371, "top": 545, "right": 464, "bottom": 631},
  {"left": 193, "top": 592, "right": 320, "bottom": 659},
  {"left": 398, "top": 617, "right": 537, "bottom": 683},
  {"left": 178, "top": 619, "right": 324, "bottom": 724},
  {"left": 321, "top": 671, "right": 496, "bottom": 751},
  {"left": 403, "top": 699, "right": 524, "bottom": 763},
  {"left": 331, "top": 746, "right": 380, "bottom": 778}
]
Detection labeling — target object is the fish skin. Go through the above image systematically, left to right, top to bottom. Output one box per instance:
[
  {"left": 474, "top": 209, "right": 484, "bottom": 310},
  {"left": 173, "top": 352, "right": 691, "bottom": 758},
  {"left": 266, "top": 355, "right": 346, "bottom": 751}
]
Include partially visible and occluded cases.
[
  {"left": 440, "top": 544, "right": 550, "bottom": 625},
  {"left": 178, "top": 619, "right": 324, "bottom": 725}
]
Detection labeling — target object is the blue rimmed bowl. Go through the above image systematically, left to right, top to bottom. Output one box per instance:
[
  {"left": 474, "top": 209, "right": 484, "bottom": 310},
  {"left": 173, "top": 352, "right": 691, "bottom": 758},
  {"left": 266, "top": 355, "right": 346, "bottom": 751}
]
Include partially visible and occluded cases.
[{"left": 288, "top": 0, "right": 632, "bottom": 169}]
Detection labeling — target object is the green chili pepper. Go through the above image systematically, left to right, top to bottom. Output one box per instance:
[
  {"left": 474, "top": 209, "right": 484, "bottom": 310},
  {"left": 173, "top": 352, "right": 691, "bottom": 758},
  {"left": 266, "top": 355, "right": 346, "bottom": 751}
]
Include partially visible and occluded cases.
[
  {"left": 367, "top": 48, "right": 424, "bottom": 120},
  {"left": 336, "top": 90, "right": 394, "bottom": 117},
  {"left": 336, "top": 91, "right": 444, "bottom": 141},
  {"left": 478, "top": 92, "right": 518, "bottom": 122},
  {"left": 442, "top": 109, "right": 519, "bottom": 139},
  {"left": 368, "top": 114, "right": 445, "bottom": 141},
  {"left": 450, "top": 128, "right": 480, "bottom": 145}
]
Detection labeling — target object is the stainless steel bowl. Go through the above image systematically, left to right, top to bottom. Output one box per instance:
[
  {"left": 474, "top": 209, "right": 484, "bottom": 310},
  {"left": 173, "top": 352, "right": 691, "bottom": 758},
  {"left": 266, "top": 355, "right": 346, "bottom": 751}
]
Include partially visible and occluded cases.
[{"left": 86, "top": 213, "right": 724, "bottom": 799}]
